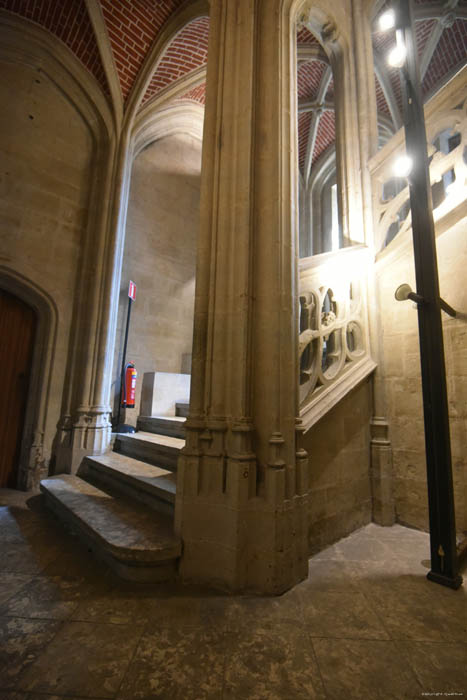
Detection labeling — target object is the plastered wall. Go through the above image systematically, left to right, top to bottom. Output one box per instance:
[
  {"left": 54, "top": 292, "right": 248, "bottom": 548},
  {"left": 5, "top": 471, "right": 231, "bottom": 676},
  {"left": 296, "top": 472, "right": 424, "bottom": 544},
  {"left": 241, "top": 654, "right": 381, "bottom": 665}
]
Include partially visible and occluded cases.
[
  {"left": 0, "top": 59, "right": 93, "bottom": 468},
  {"left": 113, "top": 133, "right": 201, "bottom": 424},
  {"left": 375, "top": 216, "right": 467, "bottom": 535},
  {"left": 303, "top": 378, "right": 373, "bottom": 554}
]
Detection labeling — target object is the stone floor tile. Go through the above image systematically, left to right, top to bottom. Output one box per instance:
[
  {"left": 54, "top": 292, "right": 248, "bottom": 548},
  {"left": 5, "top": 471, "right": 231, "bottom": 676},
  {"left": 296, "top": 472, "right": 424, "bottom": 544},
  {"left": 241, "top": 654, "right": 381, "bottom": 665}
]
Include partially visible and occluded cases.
[
  {"left": 334, "top": 534, "right": 401, "bottom": 563},
  {"left": 0, "top": 540, "right": 64, "bottom": 575},
  {"left": 42, "top": 541, "right": 112, "bottom": 581},
  {"left": 309, "top": 543, "right": 344, "bottom": 561},
  {"left": 346, "top": 558, "right": 429, "bottom": 584},
  {"left": 304, "top": 559, "right": 362, "bottom": 592},
  {"left": 0, "top": 574, "right": 34, "bottom": 606},
  {"left": 0, "top": 575, "right": 109, "bottom": 620},
  {"left": 356, "top": 577, "right": 467, "bottom": 642},
  {"left": 71, "top": 586, "right": 163, "bottom": 625},
  {"left": 297, "top": 588, "right": 390, "bottom": 640},
  {"left": 223, "top": 592, "right": 302, "bottom": 631},
  {"left": 144, "top": 594, "right": 231, "bottom": 629},
  {"left": 0, "top": 616, "right": 61, "bottom": 690},
  {"left": 17, "top": 620, "right": 143, "bottom": 698},
  {"left": 223, "top": 621, "right": 326, "bottom": 700},
  {"left": 117, "top": 626, "right": 225, "bottom": 699},
  {"left": 313, "top": 638, "right": 422, "bottom": 699},
  {"left": 395, "top": 640, "right": 467, "bottom": 694},
  {"left": 27, "top": 696, "right": 92, "bottom": 700}
]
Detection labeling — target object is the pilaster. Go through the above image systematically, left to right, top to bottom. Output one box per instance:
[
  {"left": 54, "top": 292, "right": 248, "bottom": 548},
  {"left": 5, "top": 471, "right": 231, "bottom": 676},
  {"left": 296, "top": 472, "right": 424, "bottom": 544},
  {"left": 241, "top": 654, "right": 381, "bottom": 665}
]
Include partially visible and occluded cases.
[{"left": 370, "top": 416, "right": 395, "bottom": 525}]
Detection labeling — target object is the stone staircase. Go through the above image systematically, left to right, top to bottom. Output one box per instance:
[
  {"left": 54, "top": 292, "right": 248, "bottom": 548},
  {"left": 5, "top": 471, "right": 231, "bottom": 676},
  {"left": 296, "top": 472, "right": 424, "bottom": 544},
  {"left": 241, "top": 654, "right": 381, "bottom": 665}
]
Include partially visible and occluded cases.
[{"left": 40, "top": 406, "right": 188, "bottom": 582}]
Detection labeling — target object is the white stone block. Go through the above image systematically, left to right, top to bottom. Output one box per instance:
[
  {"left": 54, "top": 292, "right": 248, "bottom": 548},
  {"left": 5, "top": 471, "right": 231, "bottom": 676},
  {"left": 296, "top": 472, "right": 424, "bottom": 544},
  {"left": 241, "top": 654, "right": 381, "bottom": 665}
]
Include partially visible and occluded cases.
[{"left": 140, "top": 371, "right": 190, "bottom": 417}]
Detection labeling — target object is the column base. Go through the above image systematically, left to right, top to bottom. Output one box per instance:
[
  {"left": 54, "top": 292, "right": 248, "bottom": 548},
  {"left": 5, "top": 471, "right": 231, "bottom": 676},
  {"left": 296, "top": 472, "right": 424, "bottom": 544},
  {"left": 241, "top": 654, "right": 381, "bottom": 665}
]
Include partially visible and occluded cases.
[{"left": 54, "top": 407, "right": 112, "bottom": 474}]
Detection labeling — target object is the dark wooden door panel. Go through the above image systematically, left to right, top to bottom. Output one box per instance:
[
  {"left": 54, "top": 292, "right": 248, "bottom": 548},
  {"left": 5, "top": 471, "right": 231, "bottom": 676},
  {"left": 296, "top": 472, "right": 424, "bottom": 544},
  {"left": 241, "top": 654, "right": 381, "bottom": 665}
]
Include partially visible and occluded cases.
[{"left": 0, "top": 288, "right": 36, "bottom": 488}]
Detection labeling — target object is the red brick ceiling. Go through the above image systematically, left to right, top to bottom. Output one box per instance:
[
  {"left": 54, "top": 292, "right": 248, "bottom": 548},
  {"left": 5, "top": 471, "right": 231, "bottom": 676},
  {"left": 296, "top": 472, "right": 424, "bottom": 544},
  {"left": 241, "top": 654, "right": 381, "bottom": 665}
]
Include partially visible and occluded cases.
[
  {"left": 0, "top": 0, "right": 109, "bottom": 95},
  {"left": 1, "top": 0, "right": 464, "bottom": 161},
  {"left": 99, "top": 0, "right": 184, "bottom": 101},
  {"left": 372, "top": 7, "right": 467, "bottom": 130},
  {"left": 142, "top": 16, "right": 209, "bottom": 105},
  {"left": 422, "top": 19, "right": 467, "bottom": 95},
  {"left": 296, "top": 26, "right": 336, "bottom": 176},
  {"left": 297, "top": 26, "right": 320, "bottom": 46},
  {"left": 297, "top": 60, "right": 327, "bottom": 101},
  {"left": 178, "top": 82, "right": 206, "bottom": 105},
  {"left": 313, "top": 110, "right": 335, "bottom": 164},
  {"left": 298, "top": 111, "right": 313, "bottom": 173}
]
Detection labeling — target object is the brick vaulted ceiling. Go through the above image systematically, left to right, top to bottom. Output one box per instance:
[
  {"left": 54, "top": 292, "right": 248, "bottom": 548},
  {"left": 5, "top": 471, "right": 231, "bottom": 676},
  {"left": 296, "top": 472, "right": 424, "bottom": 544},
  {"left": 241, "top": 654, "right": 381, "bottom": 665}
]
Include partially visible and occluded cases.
[
  {"left": 0, "top": 0, "right": 465, "bottom": 161},
  {"left": 0, "top": 0, "right": 110, "bottom": 95},
  {"left": 373, "top": 1, "right": 467, "bottom": 131},
  {"left": 296, "top": 26, "right": 335, "bottom": 177}
]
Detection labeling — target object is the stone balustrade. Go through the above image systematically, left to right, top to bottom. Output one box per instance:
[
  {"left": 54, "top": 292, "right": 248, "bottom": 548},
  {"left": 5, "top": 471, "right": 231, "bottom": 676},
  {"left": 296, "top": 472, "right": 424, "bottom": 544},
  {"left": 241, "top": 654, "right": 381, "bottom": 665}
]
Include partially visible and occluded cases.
[{"left": 299, "top": 244, "right": 376, "bottom": 431}]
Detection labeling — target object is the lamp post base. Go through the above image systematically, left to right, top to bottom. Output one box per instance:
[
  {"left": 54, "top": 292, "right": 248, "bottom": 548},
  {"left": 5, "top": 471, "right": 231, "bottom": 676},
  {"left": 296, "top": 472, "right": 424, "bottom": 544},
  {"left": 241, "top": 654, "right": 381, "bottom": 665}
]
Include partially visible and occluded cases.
[{"left": 427, "top": 570, "right": 463, "bottom": 590}]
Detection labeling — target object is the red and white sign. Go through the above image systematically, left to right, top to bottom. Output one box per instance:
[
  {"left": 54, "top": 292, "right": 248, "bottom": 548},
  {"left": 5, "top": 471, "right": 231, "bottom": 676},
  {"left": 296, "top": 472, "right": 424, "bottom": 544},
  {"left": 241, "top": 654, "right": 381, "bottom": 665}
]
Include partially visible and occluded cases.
[{"left": 128, "top": 281, "right": 136, "bottom": 301}]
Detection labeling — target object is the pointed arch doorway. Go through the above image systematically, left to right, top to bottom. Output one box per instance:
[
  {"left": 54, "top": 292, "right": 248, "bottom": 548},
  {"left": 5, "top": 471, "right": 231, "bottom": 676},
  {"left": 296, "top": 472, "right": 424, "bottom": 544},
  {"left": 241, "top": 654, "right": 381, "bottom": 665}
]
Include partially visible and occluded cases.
[{"left": 0, "top": 288, "right": 37, "bottom": 488}]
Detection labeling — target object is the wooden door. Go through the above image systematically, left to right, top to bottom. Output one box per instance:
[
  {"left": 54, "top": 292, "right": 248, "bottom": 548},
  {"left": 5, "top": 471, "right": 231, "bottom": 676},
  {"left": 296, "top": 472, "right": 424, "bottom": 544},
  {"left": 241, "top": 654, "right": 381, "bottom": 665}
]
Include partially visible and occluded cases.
[{"left": 0, "top": 288, "right": 36, "bottom": 488}]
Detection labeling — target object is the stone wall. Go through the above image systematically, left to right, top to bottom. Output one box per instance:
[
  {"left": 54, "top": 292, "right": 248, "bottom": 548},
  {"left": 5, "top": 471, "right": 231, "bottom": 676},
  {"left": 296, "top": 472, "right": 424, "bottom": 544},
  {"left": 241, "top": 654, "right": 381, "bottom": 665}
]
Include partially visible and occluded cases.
[
  {"left": 0, "top": 59, "right": 93, "bottom": 469},
  {"left": 113, "top": 133, "right": 201, "bottom": 424},
  {"left": 375, "top": 215, "right": 467, "bottom": 535},
  {"left": 302, "top": 378, "right": 373, "bottom": 554}
]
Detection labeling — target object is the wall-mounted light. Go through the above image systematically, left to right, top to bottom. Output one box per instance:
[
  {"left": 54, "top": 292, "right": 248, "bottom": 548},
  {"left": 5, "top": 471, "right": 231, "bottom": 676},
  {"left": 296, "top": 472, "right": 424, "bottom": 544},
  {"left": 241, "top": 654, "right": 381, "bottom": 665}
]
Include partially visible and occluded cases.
[
  {"left": 379, "top": 9, "right": 395, "bottom": 32},
  {"left": 388, "top": 32, "right": 407, "bottom": 67},
  {"left": 393, "top": 153, "right": 413, "bottom": 178}
]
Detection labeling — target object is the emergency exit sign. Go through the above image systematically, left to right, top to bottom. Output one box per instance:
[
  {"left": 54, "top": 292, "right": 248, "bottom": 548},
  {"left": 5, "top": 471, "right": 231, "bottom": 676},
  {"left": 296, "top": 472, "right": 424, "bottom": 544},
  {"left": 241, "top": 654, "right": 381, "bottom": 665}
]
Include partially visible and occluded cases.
[{"left": 128, "top": 281, "right": 136, "bottom": 301}]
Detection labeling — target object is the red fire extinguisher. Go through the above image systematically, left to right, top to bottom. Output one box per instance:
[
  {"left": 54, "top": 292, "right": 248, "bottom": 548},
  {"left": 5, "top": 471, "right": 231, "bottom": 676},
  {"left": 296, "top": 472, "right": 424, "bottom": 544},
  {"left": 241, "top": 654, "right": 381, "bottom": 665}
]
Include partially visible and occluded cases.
[{"left": 121, "top": 362, "right": 137, "bottom": 409}]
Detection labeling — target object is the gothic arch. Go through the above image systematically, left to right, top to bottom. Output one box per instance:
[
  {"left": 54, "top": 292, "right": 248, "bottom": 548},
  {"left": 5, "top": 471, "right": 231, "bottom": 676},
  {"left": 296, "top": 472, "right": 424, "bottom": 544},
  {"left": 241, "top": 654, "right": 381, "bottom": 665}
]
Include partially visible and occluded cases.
[
  {"left": 125, "top": 0, "right": 210, "bottom": 123},
  {"left": 0, "top": 11, "right": 119, "bottom": 474},
  {"left": 132, "top": 101, "right": 204, "bottom": 158},
  {"left": 0, "top": 267, "right": 58, "bottom": 489}
]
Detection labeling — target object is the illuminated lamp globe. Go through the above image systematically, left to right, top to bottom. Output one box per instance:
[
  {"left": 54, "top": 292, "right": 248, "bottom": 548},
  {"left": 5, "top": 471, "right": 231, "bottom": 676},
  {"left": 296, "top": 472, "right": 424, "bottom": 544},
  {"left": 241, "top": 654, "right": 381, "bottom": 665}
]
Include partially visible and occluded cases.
[
  {"left": 379, "top": 9, "right": 395, "bottom": 31},
  {"left": 388, "top": 42, "right": 407, "bottom": 67},
  {"left": 393, "top": 154, "right": 413, "bottom": 178}
]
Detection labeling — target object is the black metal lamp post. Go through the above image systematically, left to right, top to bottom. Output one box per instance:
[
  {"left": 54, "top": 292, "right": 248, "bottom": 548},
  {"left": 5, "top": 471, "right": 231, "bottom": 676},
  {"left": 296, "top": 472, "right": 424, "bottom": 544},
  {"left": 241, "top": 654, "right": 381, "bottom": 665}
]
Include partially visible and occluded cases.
[{"left": 392, "top": 0, "right": 462, "bottom": 589}]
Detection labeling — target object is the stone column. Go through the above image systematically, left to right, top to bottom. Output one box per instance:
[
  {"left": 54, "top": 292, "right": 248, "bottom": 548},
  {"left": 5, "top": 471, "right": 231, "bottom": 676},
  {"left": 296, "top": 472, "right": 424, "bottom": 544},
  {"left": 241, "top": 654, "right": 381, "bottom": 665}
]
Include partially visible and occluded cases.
[
  {"left": 175, "top": 0, "right": 309, "bottom": 594},
  {"left": 56, "top": 128, "right": 125, "bottom": 474}
]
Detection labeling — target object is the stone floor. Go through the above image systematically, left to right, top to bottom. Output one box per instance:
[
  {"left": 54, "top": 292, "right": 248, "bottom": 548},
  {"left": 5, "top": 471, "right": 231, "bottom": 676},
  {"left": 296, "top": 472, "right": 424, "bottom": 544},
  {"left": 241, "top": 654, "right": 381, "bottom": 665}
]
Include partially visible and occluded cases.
[{"left": 0, "top": 488, "right": 466, "bottom": 700}]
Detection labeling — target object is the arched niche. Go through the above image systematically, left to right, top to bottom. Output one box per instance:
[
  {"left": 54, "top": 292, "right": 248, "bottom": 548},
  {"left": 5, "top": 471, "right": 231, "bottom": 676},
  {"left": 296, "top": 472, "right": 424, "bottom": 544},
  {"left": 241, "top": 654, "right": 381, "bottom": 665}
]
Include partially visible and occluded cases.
[
  {"left": 295, "top": 0, "right": 364, "bottom": 258},
  {"left": 0, "top": 12, "right": 117, "bottom": 475},
  {"left": 110, "top": 101, "right": 204, "bottom": 424},
  {"left": 0, "top": 267, "right": 57, "bottom": 489}
]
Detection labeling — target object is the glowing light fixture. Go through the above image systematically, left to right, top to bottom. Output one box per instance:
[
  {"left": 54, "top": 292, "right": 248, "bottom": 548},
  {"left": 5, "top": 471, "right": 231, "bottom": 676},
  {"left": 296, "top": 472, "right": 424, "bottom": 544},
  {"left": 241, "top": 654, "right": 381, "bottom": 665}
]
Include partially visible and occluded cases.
[
  {"left": 379, "top": 9, "right": 395, "bottom": 31},
  {"left": 388, "top": 40, "right": 406, "bottom": 67},
  {"left": 393, "top": 154, "right": 413, "bottom": 178}
]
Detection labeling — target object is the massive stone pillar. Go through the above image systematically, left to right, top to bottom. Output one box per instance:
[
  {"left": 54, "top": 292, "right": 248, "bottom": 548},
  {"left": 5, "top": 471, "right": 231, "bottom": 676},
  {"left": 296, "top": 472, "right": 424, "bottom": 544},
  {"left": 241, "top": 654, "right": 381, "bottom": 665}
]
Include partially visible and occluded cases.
[{"left": 175, "top": 0, "right": 309, "bottom": 594}]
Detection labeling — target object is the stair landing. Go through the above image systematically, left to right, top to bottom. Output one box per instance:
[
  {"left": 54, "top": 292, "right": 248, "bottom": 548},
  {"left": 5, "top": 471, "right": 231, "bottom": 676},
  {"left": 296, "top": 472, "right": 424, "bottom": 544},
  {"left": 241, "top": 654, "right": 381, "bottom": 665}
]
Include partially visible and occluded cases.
[{"left": 41, "top": 475, "right": 181, "bottom": 582}]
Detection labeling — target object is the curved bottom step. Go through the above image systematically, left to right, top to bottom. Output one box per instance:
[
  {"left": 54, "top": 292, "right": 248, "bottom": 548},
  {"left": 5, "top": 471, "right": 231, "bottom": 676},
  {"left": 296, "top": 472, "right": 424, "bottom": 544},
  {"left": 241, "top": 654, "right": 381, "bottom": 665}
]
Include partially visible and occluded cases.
[{"left": 40, "top": 475, "right": 181, "bottom": 583}]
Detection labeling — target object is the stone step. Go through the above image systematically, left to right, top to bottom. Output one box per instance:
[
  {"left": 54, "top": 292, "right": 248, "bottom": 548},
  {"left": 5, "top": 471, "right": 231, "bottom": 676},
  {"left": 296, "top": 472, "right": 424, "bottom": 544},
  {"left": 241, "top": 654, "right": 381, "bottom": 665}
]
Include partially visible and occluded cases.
[
  {"left": 175, "top": 402, "right": 189, "bottom": 418},
  {"left": 136, "top": 414, "right": 186, "bottom": 439},
  {"left": 113, "top": 431, "right": 184, "bottom": 471},
  {"left": 81, "top": 452, "right": 176, "bottom": 514},
  {"left": 40, "top": 475, "right": 181, "bottom": 583}
]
